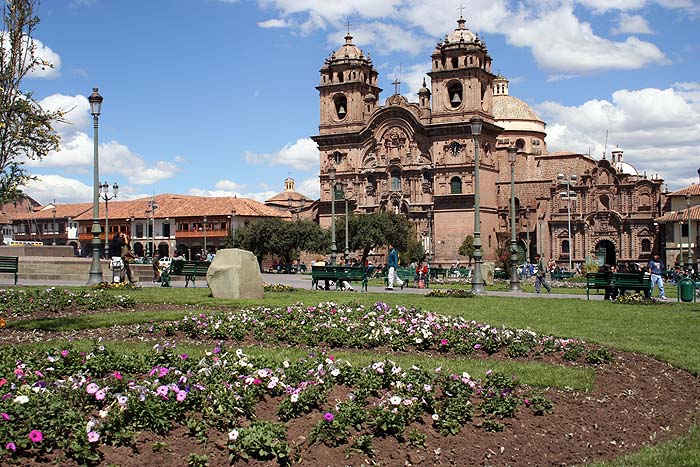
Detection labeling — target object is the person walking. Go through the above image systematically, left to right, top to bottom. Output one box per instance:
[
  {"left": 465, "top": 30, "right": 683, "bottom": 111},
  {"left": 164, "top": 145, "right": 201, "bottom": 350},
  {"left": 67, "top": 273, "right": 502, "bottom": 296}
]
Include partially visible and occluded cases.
[
  {"left": 385, "top": 243, "right": 404, "bottom": 290},
  {"left": 534, "top": 253, "right": 551, "bottom": 293},
  {"left": 647, "top": 254, "right": 666, "bottom": 300}
]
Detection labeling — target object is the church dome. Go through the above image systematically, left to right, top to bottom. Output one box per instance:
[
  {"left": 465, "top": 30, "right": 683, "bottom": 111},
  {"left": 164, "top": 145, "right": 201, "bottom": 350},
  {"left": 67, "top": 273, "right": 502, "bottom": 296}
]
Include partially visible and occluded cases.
[
  {"left": 445, "top": 17, "right": 477, "bottom": 44},
  {"left": 329, "top": 34, "right": 370, "bottom": 64},
  {"left": 493, "top": 95, "right": 542, "bottom": 121},
  {"left": 615, "top": 161, "right": 638, "bottom": 176}
]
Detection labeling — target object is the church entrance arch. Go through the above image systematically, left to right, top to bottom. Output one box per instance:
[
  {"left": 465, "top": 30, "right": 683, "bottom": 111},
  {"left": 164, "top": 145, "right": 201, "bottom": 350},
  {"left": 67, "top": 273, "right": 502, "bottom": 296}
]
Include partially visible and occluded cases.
[{"left": 595, "top": 240, "right": 616, "bottom": 266}]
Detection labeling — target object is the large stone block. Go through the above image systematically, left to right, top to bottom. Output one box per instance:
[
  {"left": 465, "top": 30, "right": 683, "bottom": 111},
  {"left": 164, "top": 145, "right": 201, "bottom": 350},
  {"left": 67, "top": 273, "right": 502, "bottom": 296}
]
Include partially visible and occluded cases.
[
  {"left": 206, "top": 249, "right": 264, "bottom": 299},
  {"left": 481, "top": 262, "right": 495, "bottom": 286}
]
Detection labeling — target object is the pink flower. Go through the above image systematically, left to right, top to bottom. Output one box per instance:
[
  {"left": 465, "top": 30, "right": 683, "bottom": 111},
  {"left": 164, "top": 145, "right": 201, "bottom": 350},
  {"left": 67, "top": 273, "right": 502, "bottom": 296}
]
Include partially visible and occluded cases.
[
  {"left": 440, "top": 339, "right": 448, "bottom": 346},
  {"left": 179, "top": 354, "right": 188, "bottom": 360},
  {"left": 113, "top": 371, "right": 122, "bottom": 380},
  {"left": 0, "top": 378, "right": 6, "bottom": 386},
  {"left": 253, "top": 379, "right": 262, "bottom": 386},
  {"left": 86, "top": 383, "right": 99, "bottom": 395},
  {"left": 95, "top": 389, "right": 106, "bottom": 401},
  {"left": 176, "top": 391, "right": 187, "bottom": 402},
  {"left": 1, "top": 412, "right": 9, "bottom": 421},
  {"left": 323, "top": 412, "right": 334, "bottom": 422},
  {"left": 28, "top": 430, "right": 43, "bottom": 443},
  {"left": 87, "top": 431, "right": 100, "bottom": 443},
  {"left": 5, "top": 442, "right": 15, "bottom": 452}
]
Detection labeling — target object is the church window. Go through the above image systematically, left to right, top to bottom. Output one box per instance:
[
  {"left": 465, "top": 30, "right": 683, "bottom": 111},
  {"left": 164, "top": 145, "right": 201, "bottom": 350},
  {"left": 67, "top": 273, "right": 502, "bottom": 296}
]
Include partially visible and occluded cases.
[
  {"left": 469, "top": 56, "right": 473, "bottom": 65},
  {"left": 451, "top": 57, "right": 458, "bottom": 69},
  {"left": 338, "top": 71, "right": 344, "bottom": 82},
  {"left": 448, "top": 81, "right": 463, "bottom": 108},
  {"left": 333, "top": 94, "right": 347, "bottom": 120},
  {"left": 515, "top": 138, "right": 525, "bottom": 151},
  {"left": 391, "top": 169, "right": 401, "bottom": 191},
  {"left": 366, "top": 174, "right": 375, "bottom": 187},
  {"left": 450, "top": 176, "right": 462, "bottom": 194},
  {"left": 599, "top": 194, "right": 610, "bottom": 210},
  {"left": 562, "top": 239, "right": 570, "bottom": 254},
  {"left": 641, "top": 239, "right": 651, "bottom": 253}
]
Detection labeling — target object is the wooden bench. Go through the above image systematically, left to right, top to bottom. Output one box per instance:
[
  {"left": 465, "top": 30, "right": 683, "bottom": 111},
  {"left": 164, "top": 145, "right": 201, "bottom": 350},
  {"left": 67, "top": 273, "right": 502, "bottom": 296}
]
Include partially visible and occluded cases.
[
  {"left": 0, "top": 256, "right": 18, "bottom": 285},
  {"left": 160, "top": 260, "right": 210, "bottom": 287},
  {"left": 311, "top": 265, "right": 368, "bottom": 292},
  {"left": 384, "top": 267, "right": 418, "bottom": 288},
  {"left": 429, "top": 267, "right": 448, "bottom": 280},
  {"left": 552, "top": 270, "right": 575, "bottom": 281},
  {"left": 586, "top": 272, "right": 611, "bottom": 300},
  {"left": 611, "top": 272, "right": 651, "bottom": 297}
]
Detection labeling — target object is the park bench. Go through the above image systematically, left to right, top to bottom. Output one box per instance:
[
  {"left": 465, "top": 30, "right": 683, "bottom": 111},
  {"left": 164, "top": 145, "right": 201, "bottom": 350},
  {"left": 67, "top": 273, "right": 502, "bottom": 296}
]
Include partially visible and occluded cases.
[
  {"left": 0, "top": 256, "right": 18, "bottom": 285},
  {"left": 160, "top": 260, "right": 210, "bottom": 287},
  {"left": 311, "top": 265, "right": 368, "bottom": 292},
  {"left": 383, "top": 267, "right": 418, "bottom": 288},
  {"left": 429, "top": 267, "right": 448, "bottom": 280},
  {"left": 494, "top": 269, "right": 508, "bottom": 280},
  {"left": 551, "top": 270, "right": 575, "bottom": 281},
  {"left": 585, "top": 272, "right": 611, "bottom": 300},
  {"left": 611, "top": 272, "right": 651, "bottom": 297}
]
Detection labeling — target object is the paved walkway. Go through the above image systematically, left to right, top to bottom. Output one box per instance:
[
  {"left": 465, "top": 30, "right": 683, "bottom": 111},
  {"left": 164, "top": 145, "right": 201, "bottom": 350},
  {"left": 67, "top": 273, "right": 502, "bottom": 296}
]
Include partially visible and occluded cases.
[{"left": 0, "top": 272, "right": 626, "bottom": 301}]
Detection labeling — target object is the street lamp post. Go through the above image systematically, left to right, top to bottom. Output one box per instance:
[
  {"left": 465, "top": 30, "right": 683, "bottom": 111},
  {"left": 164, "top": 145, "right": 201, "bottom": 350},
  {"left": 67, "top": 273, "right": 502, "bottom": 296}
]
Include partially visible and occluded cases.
[
  {"left": 87, "top": 88, "right": 104, "bottom": 285},
  {"left": 470, "top": 116, "right": 485, "bottom": 294},
  {"left": 507, "top": 145, "right": 521, "bottom": 292},
  {"left": 328, "top": 167, "right": 337, "bottom": 265},
  {"left": 557, "top": 173, "right": 578, "bottom": 271},
  {"left": 100, "top": 182, "right": 118, "bottom": 257},
  {"left": 340, "top": 183, "right": 355, "bottom": 264},
  {"left": 686, "top": 194, "right": 692, "bottom": 269},
  {"left": 145, "top": 197, "right": 158, "bottom": 258},
  {"left": 524, "top": 205, "right": 531, "bottom": 266},
  {"left": 51, "top": 206, "right": 57, "bottom": 246},
  {"left": 231, "top": 209, "right": 236, "bottom": 239},
  {"left": 203, "top": 215, "right": 208, "bottom": 258}
]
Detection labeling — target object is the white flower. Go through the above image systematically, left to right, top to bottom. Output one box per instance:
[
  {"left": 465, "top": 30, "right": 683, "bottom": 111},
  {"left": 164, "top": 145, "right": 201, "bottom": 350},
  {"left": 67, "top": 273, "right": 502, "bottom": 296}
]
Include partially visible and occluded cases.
[
  {"left": 330, "top": 368, "right": 340, "bottom": 377},
  {"left": 290, "top": 393, "right": 299, "bottom": 403},
  {"left": 13, "top": 395, "right": 29, "bottom": 404},
  {"left": 390, "top": 395, "right": 402, "bottom": 406},
  {"left": 431, "top": 413, "right": 440, "bottom": 421},
  {"left": 228, "top": 429, "right": 239, "bottom": 441}
]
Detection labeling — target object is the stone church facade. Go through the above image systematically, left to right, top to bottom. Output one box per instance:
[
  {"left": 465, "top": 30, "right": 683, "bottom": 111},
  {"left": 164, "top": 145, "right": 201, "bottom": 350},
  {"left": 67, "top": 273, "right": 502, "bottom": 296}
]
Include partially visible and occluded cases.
[{"left": 312, "top": 16, "right": 664, "bottom": 267}]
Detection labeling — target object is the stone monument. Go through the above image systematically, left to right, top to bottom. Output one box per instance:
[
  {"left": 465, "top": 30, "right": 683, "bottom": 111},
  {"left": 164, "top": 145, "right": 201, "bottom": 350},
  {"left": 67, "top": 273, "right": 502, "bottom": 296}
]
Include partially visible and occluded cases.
[{"left": 206, "top": 249, "right": 264, "bottom": 299}]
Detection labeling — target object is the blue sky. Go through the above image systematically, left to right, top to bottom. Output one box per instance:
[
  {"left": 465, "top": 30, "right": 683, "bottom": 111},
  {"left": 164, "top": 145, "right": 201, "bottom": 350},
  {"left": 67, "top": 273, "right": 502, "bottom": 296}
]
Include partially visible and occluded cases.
[{"left": 13, "top": 0, "right": 700, "bottom": 205}]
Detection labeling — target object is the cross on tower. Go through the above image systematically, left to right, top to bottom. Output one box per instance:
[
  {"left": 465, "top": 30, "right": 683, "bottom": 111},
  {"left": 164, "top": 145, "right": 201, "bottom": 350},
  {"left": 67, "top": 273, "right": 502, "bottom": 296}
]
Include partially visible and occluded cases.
[
  {"left": 459, "top": 4, "right": 466, "bottom": 18},
  {"left": 346, "top": 20, "right": 351, "bottom": 35},
  {"left": 392, "top": 78, "right": 401, "bottom": 95}
]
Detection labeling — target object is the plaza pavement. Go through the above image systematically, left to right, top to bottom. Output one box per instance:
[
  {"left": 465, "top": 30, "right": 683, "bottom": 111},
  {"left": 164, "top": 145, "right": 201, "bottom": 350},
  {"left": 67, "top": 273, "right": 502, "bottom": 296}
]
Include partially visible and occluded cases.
[{"left": 0, "top": 272, "right": 607, "bottom": 300}]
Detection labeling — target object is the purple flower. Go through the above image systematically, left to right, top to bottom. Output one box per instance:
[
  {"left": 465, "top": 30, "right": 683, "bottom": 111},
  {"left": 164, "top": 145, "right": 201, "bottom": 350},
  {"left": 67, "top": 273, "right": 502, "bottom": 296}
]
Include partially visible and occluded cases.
[
  {"left": 1, "top": 412, "right": 10, "bottom": 421},
  {"left": 323, "top": 412, "right": 334, "bottom": 422},
  {"left": 28, "top": 430, "right": 43, "bottom": 443},
  {"left": 5, "top": 442, "right": 15, "bottom": 452}
]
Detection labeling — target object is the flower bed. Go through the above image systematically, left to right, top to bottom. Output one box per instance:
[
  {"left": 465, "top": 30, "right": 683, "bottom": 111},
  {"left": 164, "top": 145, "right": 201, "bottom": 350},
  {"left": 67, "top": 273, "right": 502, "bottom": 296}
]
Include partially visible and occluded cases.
[
  {"left": 263, "top": 283, "right": 297, "bottom": 292},
  {"left": 0, "top": 287, "right": 136, "bottom": 318},
  {"left": 424, "top": 289, "right": 475, "bottom": 298},
  {"left": 145, "top": 302, "right": 603, "bottom": 362},
  {"left": 0, "top": 343, "right": 551, "bottom": 465}
]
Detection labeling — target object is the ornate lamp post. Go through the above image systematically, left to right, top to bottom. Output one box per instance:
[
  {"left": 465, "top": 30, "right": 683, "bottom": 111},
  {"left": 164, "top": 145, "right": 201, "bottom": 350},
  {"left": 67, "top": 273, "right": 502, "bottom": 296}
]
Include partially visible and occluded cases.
[
  {"left": 87, "top": 88, "right": 104, "bottom": 285},
  {"left": 470, "top": 116, "right": 485, "bottom": 294},
  {"left": 507, "top": 145, "right": 521, "bottom": 292},
  {"left": 328, "top": 167, "right": 337, "bottom": 265},
  {"left": 557, "top": 173, "right": 578, "bottom": 271},
  {"left": 100, "top": 181, "right": 118, "bottom": 257},
  {"left": 340, "top": 183, "right": 356, "bottom": 264},
  {"left": 686, "top": 194, "right": 692, "bottom": 269},
  {"left": 145, "top": 197, "right": 158, "bottom": 258},
  {"left": 524, "top": 205, "right": 531, "bottom": 266},
  {"left": 51, "top": 206, "right": 57, "bottom": 245},
  {"left": 427, "top": 206, "right": 433, "bottom": 265},
  {"left": 231, "top": 209, "right": 236, "bottom": 238},
  {"left": 203, "top": 215, "right": 208, "bottom": 258}
]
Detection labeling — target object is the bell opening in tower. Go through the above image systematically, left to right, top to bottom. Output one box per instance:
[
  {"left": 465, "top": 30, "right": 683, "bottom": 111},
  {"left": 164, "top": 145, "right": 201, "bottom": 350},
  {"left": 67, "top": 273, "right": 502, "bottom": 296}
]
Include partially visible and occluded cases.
[
  {"left": 448, "top": 81, "right": 463, "bottom": 108},
  {"left": 334, "top": 94, "right": 348, "bottom": 120}
]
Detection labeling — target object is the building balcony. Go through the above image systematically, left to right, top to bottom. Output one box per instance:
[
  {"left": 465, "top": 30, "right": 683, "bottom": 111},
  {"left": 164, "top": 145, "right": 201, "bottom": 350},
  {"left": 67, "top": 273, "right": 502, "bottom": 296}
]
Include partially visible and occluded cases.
[{"left": 174, "top": 228, "right": 230, "bottom": 239}]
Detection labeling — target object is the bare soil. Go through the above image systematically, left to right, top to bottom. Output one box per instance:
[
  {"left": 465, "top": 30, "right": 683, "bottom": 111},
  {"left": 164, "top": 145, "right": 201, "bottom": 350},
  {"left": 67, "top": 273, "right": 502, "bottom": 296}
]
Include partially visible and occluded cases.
[{"left": 3, "top": 304, "right": 699, "bottom": 467}]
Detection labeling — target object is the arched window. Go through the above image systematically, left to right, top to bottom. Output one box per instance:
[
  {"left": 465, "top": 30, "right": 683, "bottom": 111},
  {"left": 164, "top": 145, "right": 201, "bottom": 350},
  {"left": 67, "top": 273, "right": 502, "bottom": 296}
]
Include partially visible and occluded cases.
[
  {"left": 451, "top": 57, "right": 459, "bottom": 69},
  {"left": 448, "top": 81, "right": 463, "bottom": 108},
  {"left": 333, "top": 94, "right": 347, "bottom": 120},
  {"left": 515, "top": 138, "right": 525, "bottom": 151},
  {"left": 391, "top": 169, "right": 401, "bottom": 191},
  {"left": 450, "top": 176, "right": 462, "bottom": 194},
  {"left": 562, "top": 239, "right": 570, "bottom": 254}
]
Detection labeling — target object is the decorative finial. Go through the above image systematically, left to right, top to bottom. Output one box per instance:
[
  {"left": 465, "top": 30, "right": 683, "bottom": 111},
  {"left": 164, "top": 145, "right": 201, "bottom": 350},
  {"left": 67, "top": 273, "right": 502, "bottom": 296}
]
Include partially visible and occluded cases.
[{"left": 459, "top": 4, "right": 466, "bottom": 18}]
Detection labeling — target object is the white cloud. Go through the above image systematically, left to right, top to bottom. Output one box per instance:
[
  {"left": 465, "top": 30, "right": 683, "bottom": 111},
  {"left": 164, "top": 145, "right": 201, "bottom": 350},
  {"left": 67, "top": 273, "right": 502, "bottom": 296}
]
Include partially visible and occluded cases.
[
  {"left": 506, "top": 4, "right": 667, "bottom": 75},
  {"left": 612, "top": 13, "right": 654, "bottom": 34},
  {"left": 258, "top": 18, "right": 291, "bottom": 28},
  {"left": 330, "top": 22, "right": 433, "bottom": 56},
  {"left": 27, "top": 37, "right": 62, "bottom": 79},
  {"left": 536, "top": 84, "right": 700, "bottom": 190},
  {"left": 39, "top": 93, "right": 90, "bottom": 139},
  {"left": 245, "top": 138, "right": 319, "bottom": 171},
  {"left": 23, "top": 174, "right": 92, "bottom": 204},
  {"left": 298, "top": 176, "right": 320, "bottom": 199},
  {"left": 215, "top": 179, "right": 245, "bottom": 191}
]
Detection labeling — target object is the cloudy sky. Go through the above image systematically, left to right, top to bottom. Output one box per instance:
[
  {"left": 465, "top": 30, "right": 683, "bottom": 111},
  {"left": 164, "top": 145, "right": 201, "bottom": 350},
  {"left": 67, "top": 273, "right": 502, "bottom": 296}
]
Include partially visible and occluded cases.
[{"left": 12, "top": 0, "right": 700, "bottom": 204}]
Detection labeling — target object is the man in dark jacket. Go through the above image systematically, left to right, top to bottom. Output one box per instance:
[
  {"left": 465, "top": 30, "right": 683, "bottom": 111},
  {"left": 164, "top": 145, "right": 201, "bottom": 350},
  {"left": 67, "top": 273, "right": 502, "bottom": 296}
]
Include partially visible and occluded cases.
[{"left": 534, "top": 253, "right": 551, "bottom": 293}]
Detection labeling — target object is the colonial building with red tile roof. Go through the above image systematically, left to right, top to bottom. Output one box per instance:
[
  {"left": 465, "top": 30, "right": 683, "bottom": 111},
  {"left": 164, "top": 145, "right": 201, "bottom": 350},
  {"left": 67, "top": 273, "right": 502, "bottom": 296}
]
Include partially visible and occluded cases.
[{"left": 654, "top": 184, "right": 700, "bottom": 266}]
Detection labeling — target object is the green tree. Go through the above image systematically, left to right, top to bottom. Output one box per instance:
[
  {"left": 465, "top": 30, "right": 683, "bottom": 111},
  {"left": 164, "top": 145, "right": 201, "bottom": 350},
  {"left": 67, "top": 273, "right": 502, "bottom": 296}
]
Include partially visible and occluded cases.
[
  {"left": 1, "top": 0, "right": 65, "bottom": 203},
  {"left": 336, "top": 212, "right": 413, "bottom": 265},
  {"left": 234, "top": 218, "right": 329, "bottom": 267},
  {"left": 404, "top": 227, "right": 426, "bottom": 265},
  {"left": 458, "top": 235, "right": 475, "bottom": 264}
]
